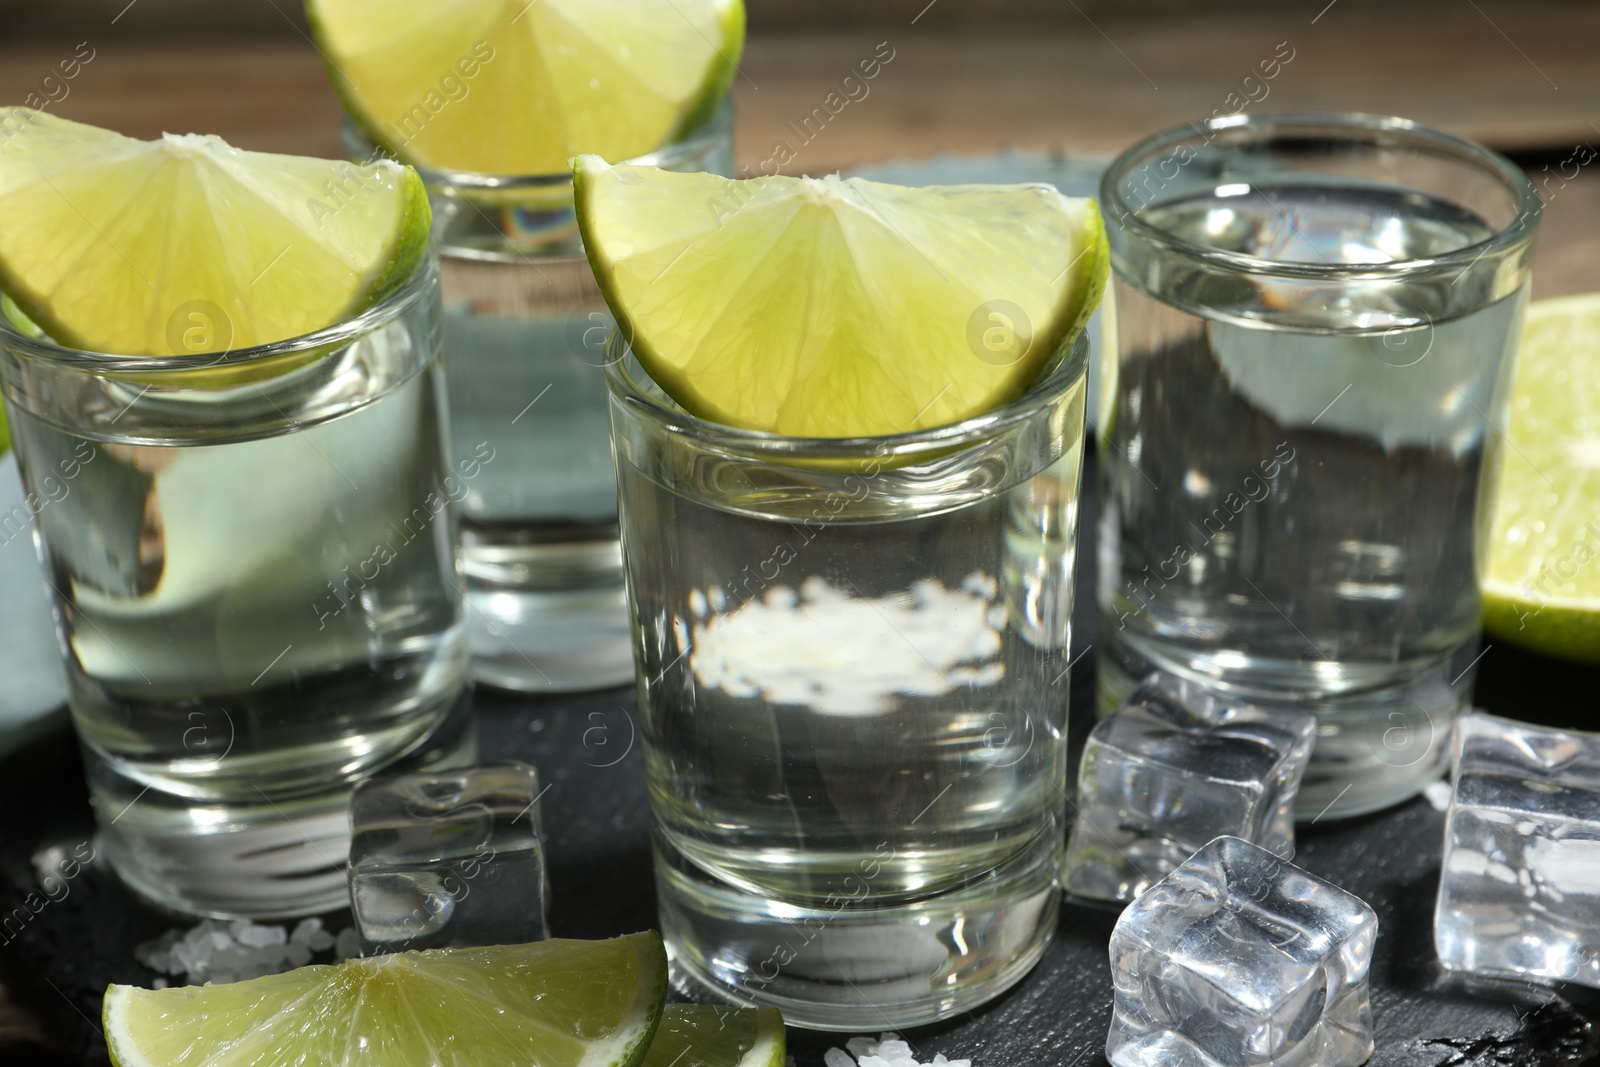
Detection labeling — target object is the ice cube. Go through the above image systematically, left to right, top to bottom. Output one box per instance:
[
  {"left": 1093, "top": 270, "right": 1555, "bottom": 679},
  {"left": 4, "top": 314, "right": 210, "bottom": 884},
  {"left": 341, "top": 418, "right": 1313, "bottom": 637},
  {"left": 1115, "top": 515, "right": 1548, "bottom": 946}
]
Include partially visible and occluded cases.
[
  {"left": 1063, "top": 673, "right": 1316, "bottom": 902},
  {"left": 1435, "top": 712, "right": 1600, "bottom": 987},
  {"left": 349, "top": 761, "right": 550, "bottom": 955},
  {"left": 1107, "top": 836, "right": 1376, "bottom": 1067}
]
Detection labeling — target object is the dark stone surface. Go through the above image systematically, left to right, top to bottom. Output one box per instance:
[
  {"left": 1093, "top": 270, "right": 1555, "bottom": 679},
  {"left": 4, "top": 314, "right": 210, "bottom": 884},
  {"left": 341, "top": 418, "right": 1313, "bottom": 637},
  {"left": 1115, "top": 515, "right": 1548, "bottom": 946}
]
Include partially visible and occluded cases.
[{"left": 2, "top": 452, "right": 1598, "bottom": 1065}]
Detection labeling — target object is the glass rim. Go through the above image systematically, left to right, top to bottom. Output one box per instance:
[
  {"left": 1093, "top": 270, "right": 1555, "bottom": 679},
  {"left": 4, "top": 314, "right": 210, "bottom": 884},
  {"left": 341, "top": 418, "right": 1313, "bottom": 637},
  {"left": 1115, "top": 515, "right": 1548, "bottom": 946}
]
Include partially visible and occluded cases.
[
  {"left": 341, "top": 96, "right": 735, "bottom": 191},
  {"left": 1099, "top": 110, "right": 1542, "bottom": 280},
  {"left": 0, "top": 251, "right": 436, "bottom": 374},
  {"left": 605, "top": 331, "right": 1089, "bottom": 460}
]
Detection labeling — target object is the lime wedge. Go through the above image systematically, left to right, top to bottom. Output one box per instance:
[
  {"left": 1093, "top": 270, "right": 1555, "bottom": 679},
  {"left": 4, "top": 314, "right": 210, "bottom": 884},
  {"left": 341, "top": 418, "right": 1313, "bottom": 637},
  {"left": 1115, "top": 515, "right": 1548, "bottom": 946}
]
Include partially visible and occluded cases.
[
  {"left": 307, "top": 0, "right": 745, "bottom": 176},
  {"left": 0, "top": 108, "right": 428, "bottom": 357},
  {"left": 573, "top": 157, "right": 1108, "bottom": 437},
  {"left": 1483, "top": 292, "right": 1600, "bottom": 661},
  {"left": 103, "top": 933, "right": 667, "bottom": 1067},
  {"left": 642, "top": 1006, "right": 784, "bottom": 1067}
]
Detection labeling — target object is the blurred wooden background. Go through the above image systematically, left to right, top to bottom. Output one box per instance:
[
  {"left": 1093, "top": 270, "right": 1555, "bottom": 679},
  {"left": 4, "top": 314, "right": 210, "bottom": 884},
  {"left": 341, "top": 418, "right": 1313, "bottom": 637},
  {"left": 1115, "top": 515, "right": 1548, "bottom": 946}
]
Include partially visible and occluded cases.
[{"left": 4, "top": 0, "right": 1595, "bottom": 302}]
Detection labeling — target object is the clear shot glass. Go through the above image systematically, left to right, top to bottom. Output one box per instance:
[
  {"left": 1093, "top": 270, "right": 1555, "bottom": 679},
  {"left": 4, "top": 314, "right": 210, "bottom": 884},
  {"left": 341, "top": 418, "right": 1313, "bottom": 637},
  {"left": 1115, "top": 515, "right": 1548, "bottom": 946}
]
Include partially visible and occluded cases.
[
  {"left": 1096, "top": 112, "right": 1540, "bottom": 819},
  {"left": 0, "top": 255, "right": 473, "bottom": 917},
  {"left": 607, "top": 332, "right": 1090, "bottom": 1028}
]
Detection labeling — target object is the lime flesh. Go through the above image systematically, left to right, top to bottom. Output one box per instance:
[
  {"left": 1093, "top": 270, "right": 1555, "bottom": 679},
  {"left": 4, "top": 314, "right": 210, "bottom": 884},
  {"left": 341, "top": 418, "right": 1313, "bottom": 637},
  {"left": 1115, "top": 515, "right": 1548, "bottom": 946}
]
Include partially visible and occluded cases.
[
  {"left": 307, "top": 0, "right": 745, "bottom": 175},
  {"left": 0, "top": 108, "right": 429, "bottom": 356},
  {"left": 573, "top": 157, "right": 1108, "bottom": 438},
  {"left": 1483, "top": 291, "right": 1600, "bottom": 661},
  {"left": 104, "top": 933, "right": 668, "bottom": 1067},
  {"left": 641, "top": 1006, "right": 785, "bottom": 1067}
]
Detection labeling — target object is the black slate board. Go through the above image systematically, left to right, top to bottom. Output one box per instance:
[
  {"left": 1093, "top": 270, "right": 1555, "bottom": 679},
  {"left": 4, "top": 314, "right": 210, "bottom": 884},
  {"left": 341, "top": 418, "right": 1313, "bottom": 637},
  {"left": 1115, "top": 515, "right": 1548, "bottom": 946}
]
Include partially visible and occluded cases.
[{"left": 3, "top": 452, "right": 1598, "bottom": 1066}]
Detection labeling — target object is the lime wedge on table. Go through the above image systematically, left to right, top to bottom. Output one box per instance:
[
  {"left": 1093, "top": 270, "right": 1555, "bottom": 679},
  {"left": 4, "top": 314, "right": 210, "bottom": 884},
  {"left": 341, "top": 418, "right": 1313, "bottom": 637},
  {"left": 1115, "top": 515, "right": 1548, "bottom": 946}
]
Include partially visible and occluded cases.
[
  {"left": 307, "top": 0, "right": 745, "bottom": 175},
  {"left": 0, "top": 109, "right": 428, "bottom": 356},
  {"left": 574, "top": 158, "right": 1108, "bottom": 438},
  {"left": 1483, "top": 292, "right": 1600, "bottom": 661},
  {"left": 104, "top": 933, "right": 667, "bottom": 1067},
  {"left": 641, "top": 1006, "right": 785, "bottom": 1067}
]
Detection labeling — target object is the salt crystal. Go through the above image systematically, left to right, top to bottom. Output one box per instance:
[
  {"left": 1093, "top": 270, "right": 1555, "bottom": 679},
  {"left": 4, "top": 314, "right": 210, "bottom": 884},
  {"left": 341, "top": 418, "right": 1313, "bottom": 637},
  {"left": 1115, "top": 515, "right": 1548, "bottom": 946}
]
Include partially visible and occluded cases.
[
  {"left": 1423, "top": 779, "right": 1452, "bottom": 812},
  {"left": 135, "top": 916, "right": 358, "bottom": 986},
  {"left": 292, "top": 916, "right": 336, "bottom": 952},
  {"left": 231, "top": 920, "right": 287, "bottom": 948},
  {"left": 334, "top": 926, "right": 361, "bottom": 961},
  {"left": 151, "top": 978, "right": 168, "bottom": 990},
  {"left": 846, "top": 1037, "right": 877, "bottom": 1058},
  {"left": 877, "top": 1041, "right": 912, "bottom": 1058},
  {"left": 824, "top": 1049, "right": 856, "bottom": 1067},
  {"left": 858, "top": 1056, "right": 892, "bottom": 1067},
  {"left": 932, "top": 1056, "right": 949, "bottom": 1066}
]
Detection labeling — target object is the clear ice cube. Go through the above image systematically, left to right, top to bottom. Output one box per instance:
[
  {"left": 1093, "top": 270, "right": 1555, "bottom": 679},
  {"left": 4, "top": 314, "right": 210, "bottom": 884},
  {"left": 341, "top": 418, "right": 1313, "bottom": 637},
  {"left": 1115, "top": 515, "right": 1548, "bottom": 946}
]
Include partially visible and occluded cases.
[
  {"left": 1064, "top": 673, "right": 1317, "bottom": 902},
  {"left": 1435, "top": 712, "right": 1600, "bottom": 987},
  {"left": 349, "top": 761, "right": 549, "bottom": 955},
  {"left": 1107, "top": 836, "right": 1377, "bottom": 1067}
]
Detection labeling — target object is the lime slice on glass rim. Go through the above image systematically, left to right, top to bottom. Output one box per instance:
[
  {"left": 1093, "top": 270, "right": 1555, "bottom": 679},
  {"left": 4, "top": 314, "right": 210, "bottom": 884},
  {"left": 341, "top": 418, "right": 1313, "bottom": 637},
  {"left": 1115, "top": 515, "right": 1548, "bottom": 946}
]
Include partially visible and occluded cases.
[
  {"left": 306, "top": 0, "right": 745, "bottom": 176},
  {"left": 0, "top": 108, "right": 429, "bottom": 358},
  {"left": 572, "top": 157, "right": 1108, "bottom": 438},
  {"left": 1482, "top": 291, "right": 1600, "bottom": 661},
  {"left": 104, "top": 933, "right": 668, "bottom": 1067},
  {"left": 641, "top": 1006, "right": 785, "bottom": 1067}
]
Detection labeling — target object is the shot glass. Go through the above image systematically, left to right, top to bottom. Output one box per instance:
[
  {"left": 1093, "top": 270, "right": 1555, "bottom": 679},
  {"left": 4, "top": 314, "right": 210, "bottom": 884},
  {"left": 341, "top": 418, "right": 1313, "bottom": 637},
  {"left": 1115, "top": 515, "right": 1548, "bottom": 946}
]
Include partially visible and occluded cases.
[
  {"left": 343, "top": 104, "right": 733, "bottom": 693},
  {"left": 1096, "top": 113, "right": 1540, "bottom": 819},
  {"left": 0, "top": 255, "right": 473, "bottom": 918},
  {"left": 607, "top": 333, "right": 1090, "bottom": 1029}
]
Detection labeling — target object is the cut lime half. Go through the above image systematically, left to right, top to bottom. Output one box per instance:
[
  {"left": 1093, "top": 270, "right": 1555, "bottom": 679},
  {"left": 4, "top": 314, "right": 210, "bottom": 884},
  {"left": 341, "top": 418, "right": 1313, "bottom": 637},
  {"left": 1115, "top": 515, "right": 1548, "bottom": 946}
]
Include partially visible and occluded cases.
[
  {"left": 307, "top": 0, "right": 745, "bottom": 175},
  {"left": 0, "top": 109, "right": 429, "bottom": 357},
  {"left": 574, "top": 158, "right": 1108, "bottom": 438},
  {"left": 1482, "top": 291, "right": 1600, "bottom": 661},
  {"left": 103, "top": 933, "right": 668, "bottom": 1067}
]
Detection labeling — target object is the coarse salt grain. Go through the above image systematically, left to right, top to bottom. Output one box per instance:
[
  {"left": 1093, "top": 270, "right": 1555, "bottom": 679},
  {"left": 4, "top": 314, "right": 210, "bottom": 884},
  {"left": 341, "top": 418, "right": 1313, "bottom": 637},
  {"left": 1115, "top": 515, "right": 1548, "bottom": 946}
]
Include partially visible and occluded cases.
[{"left": 134, "top": 917, "right": 359, "bottom": 986}]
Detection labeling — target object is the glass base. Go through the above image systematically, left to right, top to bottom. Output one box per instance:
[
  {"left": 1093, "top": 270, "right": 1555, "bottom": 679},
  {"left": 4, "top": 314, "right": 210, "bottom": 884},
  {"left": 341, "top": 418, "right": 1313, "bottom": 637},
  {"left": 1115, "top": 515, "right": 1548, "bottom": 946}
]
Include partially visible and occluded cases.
[
  {"left": 463, "top": 534, "right": 634, "bottom": 693},
  {"left": 1097, "top": 633, "right": 1466, "bottom": 821},
  {"left": 89, "top": 692, "right": 477, "bottom": 920},
  {"left": 654, "top": 829, "right": 1061, "bottom": 1030}
]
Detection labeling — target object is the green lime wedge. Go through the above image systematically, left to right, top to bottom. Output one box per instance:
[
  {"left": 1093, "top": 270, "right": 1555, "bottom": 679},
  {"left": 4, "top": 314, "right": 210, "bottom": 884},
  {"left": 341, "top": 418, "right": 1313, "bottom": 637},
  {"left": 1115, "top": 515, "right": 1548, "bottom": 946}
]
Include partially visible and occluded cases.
[
  {"left": 307, "top": 0, "right": 745, "bottom": 176},
  {"left": 0, "top": 109, "right": 429, "bottom": 357},
  {"left": 573, "top": 157, "right": 1108, "bottom": 438},
  {"left": 1483, "top": 292, "right": 1600, "bottom": 661},
  {"left": 104, "top": 933, "right": 668, "bottom": 1067},
  {"left": 642, "top": 1006, "right": 784, "bottom": 1067}
]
